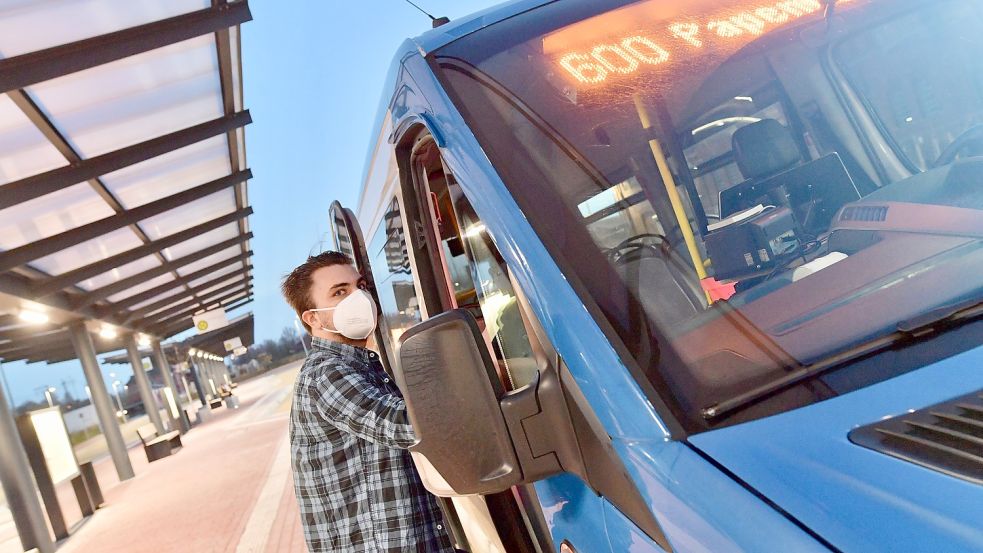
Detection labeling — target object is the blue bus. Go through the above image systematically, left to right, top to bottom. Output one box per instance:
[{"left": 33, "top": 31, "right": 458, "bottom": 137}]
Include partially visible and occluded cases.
[{"left": 330, "top": 0, "right": 983, "bottom": 551}]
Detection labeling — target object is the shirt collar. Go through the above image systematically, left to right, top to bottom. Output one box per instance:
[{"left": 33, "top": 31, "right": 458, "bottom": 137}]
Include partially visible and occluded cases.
[{"left": 311, "top": 336, "right": 375, "bottom": 363}]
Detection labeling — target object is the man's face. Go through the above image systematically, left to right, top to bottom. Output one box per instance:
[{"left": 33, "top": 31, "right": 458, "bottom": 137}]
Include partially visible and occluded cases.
[{"left": 302, "top": 263, "right": 366, "bottom": 334}]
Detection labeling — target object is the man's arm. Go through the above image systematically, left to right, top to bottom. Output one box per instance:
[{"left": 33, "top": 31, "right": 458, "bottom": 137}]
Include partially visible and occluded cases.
[{"left": 309, "top": 364, "right": 416, "bottom": 449}]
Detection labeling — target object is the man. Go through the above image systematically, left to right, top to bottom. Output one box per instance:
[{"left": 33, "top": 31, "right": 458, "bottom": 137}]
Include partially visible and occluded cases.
[{"left": 281, "top": 251, "right": 454, "bottom": 552}]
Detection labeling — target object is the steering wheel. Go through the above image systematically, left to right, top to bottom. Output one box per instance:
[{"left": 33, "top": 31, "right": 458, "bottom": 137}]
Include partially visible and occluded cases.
[
  {"left": 933, "top": 124, "right": 983, "bottom": 168},
  {"left": 605, "top": 233, "right": 670, "bottom": 264}
]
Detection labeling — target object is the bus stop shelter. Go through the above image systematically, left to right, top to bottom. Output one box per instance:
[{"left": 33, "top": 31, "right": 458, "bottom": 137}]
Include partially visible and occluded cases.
[
  {"left": 0, "top": 2, "right": 254, "bottom": 551},
  {"left": 101, "top": 313, "right": 255, "bottom": 412}
]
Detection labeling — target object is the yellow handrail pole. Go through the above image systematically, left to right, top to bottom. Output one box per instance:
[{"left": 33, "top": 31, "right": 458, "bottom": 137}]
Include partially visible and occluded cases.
[{"left": 633, "top": 96, "right": 711, "bottom": 297}]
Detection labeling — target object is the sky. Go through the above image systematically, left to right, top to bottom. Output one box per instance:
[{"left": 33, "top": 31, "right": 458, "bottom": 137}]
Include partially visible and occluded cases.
[{"left": 1, "top": 0, "right": 501, "bottom": 408}]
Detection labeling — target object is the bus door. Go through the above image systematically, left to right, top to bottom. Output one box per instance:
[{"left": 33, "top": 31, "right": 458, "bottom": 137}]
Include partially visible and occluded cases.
[
  {"left": 400, "top": 128, "right": 555, "bottom": 553},
  {"left": 329, "top": 197, "right": 479, "bottom": 550},
  {"left": 329, "top": 200, "right": 395, "bottom": 374}
]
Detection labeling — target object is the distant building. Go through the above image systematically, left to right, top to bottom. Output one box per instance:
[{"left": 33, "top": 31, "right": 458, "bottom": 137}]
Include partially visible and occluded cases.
[{"left": 62, "top": 404, "right": 99, "bottom": 434}]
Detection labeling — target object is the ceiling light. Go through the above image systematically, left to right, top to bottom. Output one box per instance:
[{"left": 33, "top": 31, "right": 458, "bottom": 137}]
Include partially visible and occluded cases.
[
  {"left": 18, "top": 309, "right": 49, "bottom": 325},
  {"left": 99, "top": 325, "right": 117, "bottom": 339},
  {"left": 137, "top": 334, "right": 151, "bottom": 347}
]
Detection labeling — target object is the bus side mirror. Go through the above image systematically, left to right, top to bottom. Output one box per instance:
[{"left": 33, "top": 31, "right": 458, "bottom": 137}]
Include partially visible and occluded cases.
[{"left": 396, "top": 309, "right": 523, "bottom": 495}]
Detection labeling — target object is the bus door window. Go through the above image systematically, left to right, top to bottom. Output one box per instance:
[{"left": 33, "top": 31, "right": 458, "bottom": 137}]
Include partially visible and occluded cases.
[
  {"left": 406, "top": 134, "right": 549, "bottom": 553},
  {"left": 412, "top": 138, "right": 538, "bottom": 390},
  {"left": 366, "top": 197, "right": 423, "bottom": 359}
]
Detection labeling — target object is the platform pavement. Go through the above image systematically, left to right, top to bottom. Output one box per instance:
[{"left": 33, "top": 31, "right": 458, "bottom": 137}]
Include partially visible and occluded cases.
[{"left": 0, "top": 360, "right": 305, "bottom": 553}]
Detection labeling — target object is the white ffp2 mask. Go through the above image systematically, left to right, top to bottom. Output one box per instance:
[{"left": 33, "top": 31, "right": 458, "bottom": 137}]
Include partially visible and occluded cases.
[{"left": 309, "top": 289, "right": 378, "bottom": 340}]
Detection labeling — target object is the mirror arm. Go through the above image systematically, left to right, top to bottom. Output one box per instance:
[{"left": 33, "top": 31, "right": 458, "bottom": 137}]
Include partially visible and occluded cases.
[{"left": 500, "top": 365, "right": 585, "bottom": 483}]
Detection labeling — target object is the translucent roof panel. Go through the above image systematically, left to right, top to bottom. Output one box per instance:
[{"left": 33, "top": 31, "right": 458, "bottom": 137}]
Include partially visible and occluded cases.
[
  {"left": 0, "top": 1, "right": 209, "bottom": 58},
  {"left": 26, "top": 35, "right": 224, "bottom": 158},
  {"left": 0, "top": 93, "right": 68, "bottom": 185},
  {"left": 100, "top": 135, "right": 231, "bottom": 209},
  {"left": 0, "top": 182, "right": 113, "bottom": 250},
  {"left": 140, "top": 189, "right": 236, "bottom": 248},
  {"left": 160, "top": 222, "right": 239, "bottom": 262},
  {"left": 29, "top": 227, "right": 143, "bottom": 276},
  {"left": 175, "top": 245, "right": 241, "bottom": 276},
  {"left": 76, "top": 254, "right": 161, "bottom": 291},
  {"left": 187, "top": 262, "right": 242, "bottom": 289},
  {"left": 106, "top": 272, "right": 174, "bottom": 303},
  {"left": 197, "top": 275, "right": 242, "bottom": 297},
  {"left": 128, "top": 285, "right": 187, "bottom": 312},
  {"left": 203, "top": 291, "right": 248, "bottom": 313},
  {"left": 145, "top": 296, "right": 193, "bottom": 319}
]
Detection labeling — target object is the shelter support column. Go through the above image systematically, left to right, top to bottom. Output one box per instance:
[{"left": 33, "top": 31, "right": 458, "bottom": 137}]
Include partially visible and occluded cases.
[
  {"left": 68, "top": 323, "right": 134, "bottom": 481},
  {"left": 124, "top": 335, "right": 165, "bottom": 435},
  {"left": 149, "top": 340, "right": 180, "bottom": 428},
  {"left": 190, "top": 358, "right": 208, "bottom": 407},
  {"left": 0, "top": 369, "right": 55, "bottom": 553}
]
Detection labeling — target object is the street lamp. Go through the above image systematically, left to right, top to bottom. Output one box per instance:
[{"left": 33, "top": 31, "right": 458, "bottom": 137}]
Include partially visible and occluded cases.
[
  {"left": 18, "top": 309, "right": 49, "bottom": 325},
  {"left": 293, "top": 318, "right": 309, "bottom": 356},
  {"left": 99, "top": 324, "right": 117, "bottom": 339},
  {"left": 111, "top": 380, "right": 127, "bottom": 422},
  {"left": 44, "top": 386, "right": 56, "bottom": 408}
]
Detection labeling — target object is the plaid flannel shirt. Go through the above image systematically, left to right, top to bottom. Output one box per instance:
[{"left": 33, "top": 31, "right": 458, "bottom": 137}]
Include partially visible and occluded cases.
[{"left": 289, "top": 337, "right": 454, "bottom": 553}]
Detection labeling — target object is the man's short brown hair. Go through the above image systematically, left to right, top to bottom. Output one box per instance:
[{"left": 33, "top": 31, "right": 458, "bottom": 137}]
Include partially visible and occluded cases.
[{"left": 281, "top": 251, "right": 353, "bottom": 333}]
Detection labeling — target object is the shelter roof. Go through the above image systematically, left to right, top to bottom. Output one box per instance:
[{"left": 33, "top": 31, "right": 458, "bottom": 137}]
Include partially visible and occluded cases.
[
  {"left": 0, "top": 1, "right": 254, "bottom": 363},
  {"left": 101, "top": 312, "right": 254, "bottom": 365}
]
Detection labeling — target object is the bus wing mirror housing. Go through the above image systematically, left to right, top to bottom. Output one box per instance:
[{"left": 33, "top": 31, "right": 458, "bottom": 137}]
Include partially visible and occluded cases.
[{"left": 396, "top": 310, "right": 523, "bottom": 495}]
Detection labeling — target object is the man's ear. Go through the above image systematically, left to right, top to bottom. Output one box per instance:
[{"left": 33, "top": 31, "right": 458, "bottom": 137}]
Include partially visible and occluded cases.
[{"left": 300, "top": 310, "right": 317, "bottom": 330}]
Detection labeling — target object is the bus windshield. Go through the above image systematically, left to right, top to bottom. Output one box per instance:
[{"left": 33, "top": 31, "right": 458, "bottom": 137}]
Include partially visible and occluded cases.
[{"left": 432, "top": 0, "right": 983, "bottom": 432}]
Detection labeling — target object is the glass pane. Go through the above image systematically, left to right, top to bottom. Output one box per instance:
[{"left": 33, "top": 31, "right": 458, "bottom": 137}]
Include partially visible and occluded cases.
[
  {"left": 0, "top": 0, "right": 209, "bottom": 57},
  {"left": 433, "top": 0, "right": 983, "bottom": 430},
  {"left": 836, "top": 3, "right": 983, "bottom": 170},
  {"left": 26, "top": 35, "right": 224, "bottom": 158},
  {"left": 0, "top": 93, "right": 68, "bottom": 185},
  {"left": 101, "top": 136, "right": 232, "bottom": 209},
  {"left": 0, "top": 182, "right": 113, "bottom": 250},
  {"left": 452, "top": 186, "right": 537, "bottom": 390},
  {"left": 139, "top": 189, "right": 236, "bottom": 244},
  {"left": 369, "top": 198, "right": 422, "bottom": 353},
  {"left": 160, "top": 223, "right": 239, "bottom": 262},
  {"left": 30, "top": 227, "right": 143, "bottom": 275},
  {"left": 174, "top": 245, "right": 241, "bottom": 276},
  {"left": 77, "top": 254, "right": 160, "bottom": 291},
  {"left": 187, "top": 262, "right": 241, "bottom": 288},
  {"left": 106, "top": 273, "right": 174, "bottom": 303},
  {"left": 196, "top": 275, "right": 241, "bottom": 297},
  {"left": 128, "top": 286, "right": 185, "bottom": 311}
]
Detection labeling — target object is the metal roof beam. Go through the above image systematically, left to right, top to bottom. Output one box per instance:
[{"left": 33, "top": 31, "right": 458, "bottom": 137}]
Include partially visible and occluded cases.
[
  {"left": 0, "top": 2, "right": 253, "bottom": 94},
  {"left": 0, "top": 111, "right": 251, "bottom": 210},
  {"left": 0, "top": 170, "right": 251, "bottom": 274},
  {"left": 29, "top": 208, "right": 252, "bottom": 298},
  {"left": 73, "top": 233, "right": 252, "bottom": 310},
  {"left": 97, "top": 251, "right": 253, "bottom": 316},
  {"left": 118, "top": 267, "right": 252, "bottom": 324},
  {"left": 0, "top": 272, "right": 140, "bottom": 335},
  {"left": 139, "top": 283, "right": 252, "bottom": 326},
  {"left": 145, "top": 287, "right": 251, "bottom": 331},
  {"left": 157, "top": 296, "right": 254, "bottom": 338},
  {"left": 0, "top": 324, "right": 63, "bottom": 343},
  {"left": 0, "top": 330, "right": 72, "bottom": 357}
]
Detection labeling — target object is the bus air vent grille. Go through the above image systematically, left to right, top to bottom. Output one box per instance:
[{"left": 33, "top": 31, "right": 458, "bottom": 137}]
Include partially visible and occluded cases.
[
  {"left": 839, "top": 205, "right": 889, "bottom": 222},
  {"left": 849, "top": 389, "right": 983, "bottom": 485}
]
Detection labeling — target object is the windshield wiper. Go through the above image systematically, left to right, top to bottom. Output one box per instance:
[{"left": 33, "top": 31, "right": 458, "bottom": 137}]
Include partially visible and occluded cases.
[{"left": 701, "top": 295, "right": 983, "bottom": 422}]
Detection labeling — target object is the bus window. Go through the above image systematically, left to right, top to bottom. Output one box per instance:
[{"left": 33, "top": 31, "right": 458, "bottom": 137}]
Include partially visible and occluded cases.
[
  {"left": 836, "top": 2, "right": 983, "bottom": 171},
  {"left": 406, "top": 136, "right": 540, "bottom": 552},
  {"left": 448, "top": 182, "right": 539, "bottom": 390},
  {"left": 368, "top": 197, "right": 422, "bottom": 355}
]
